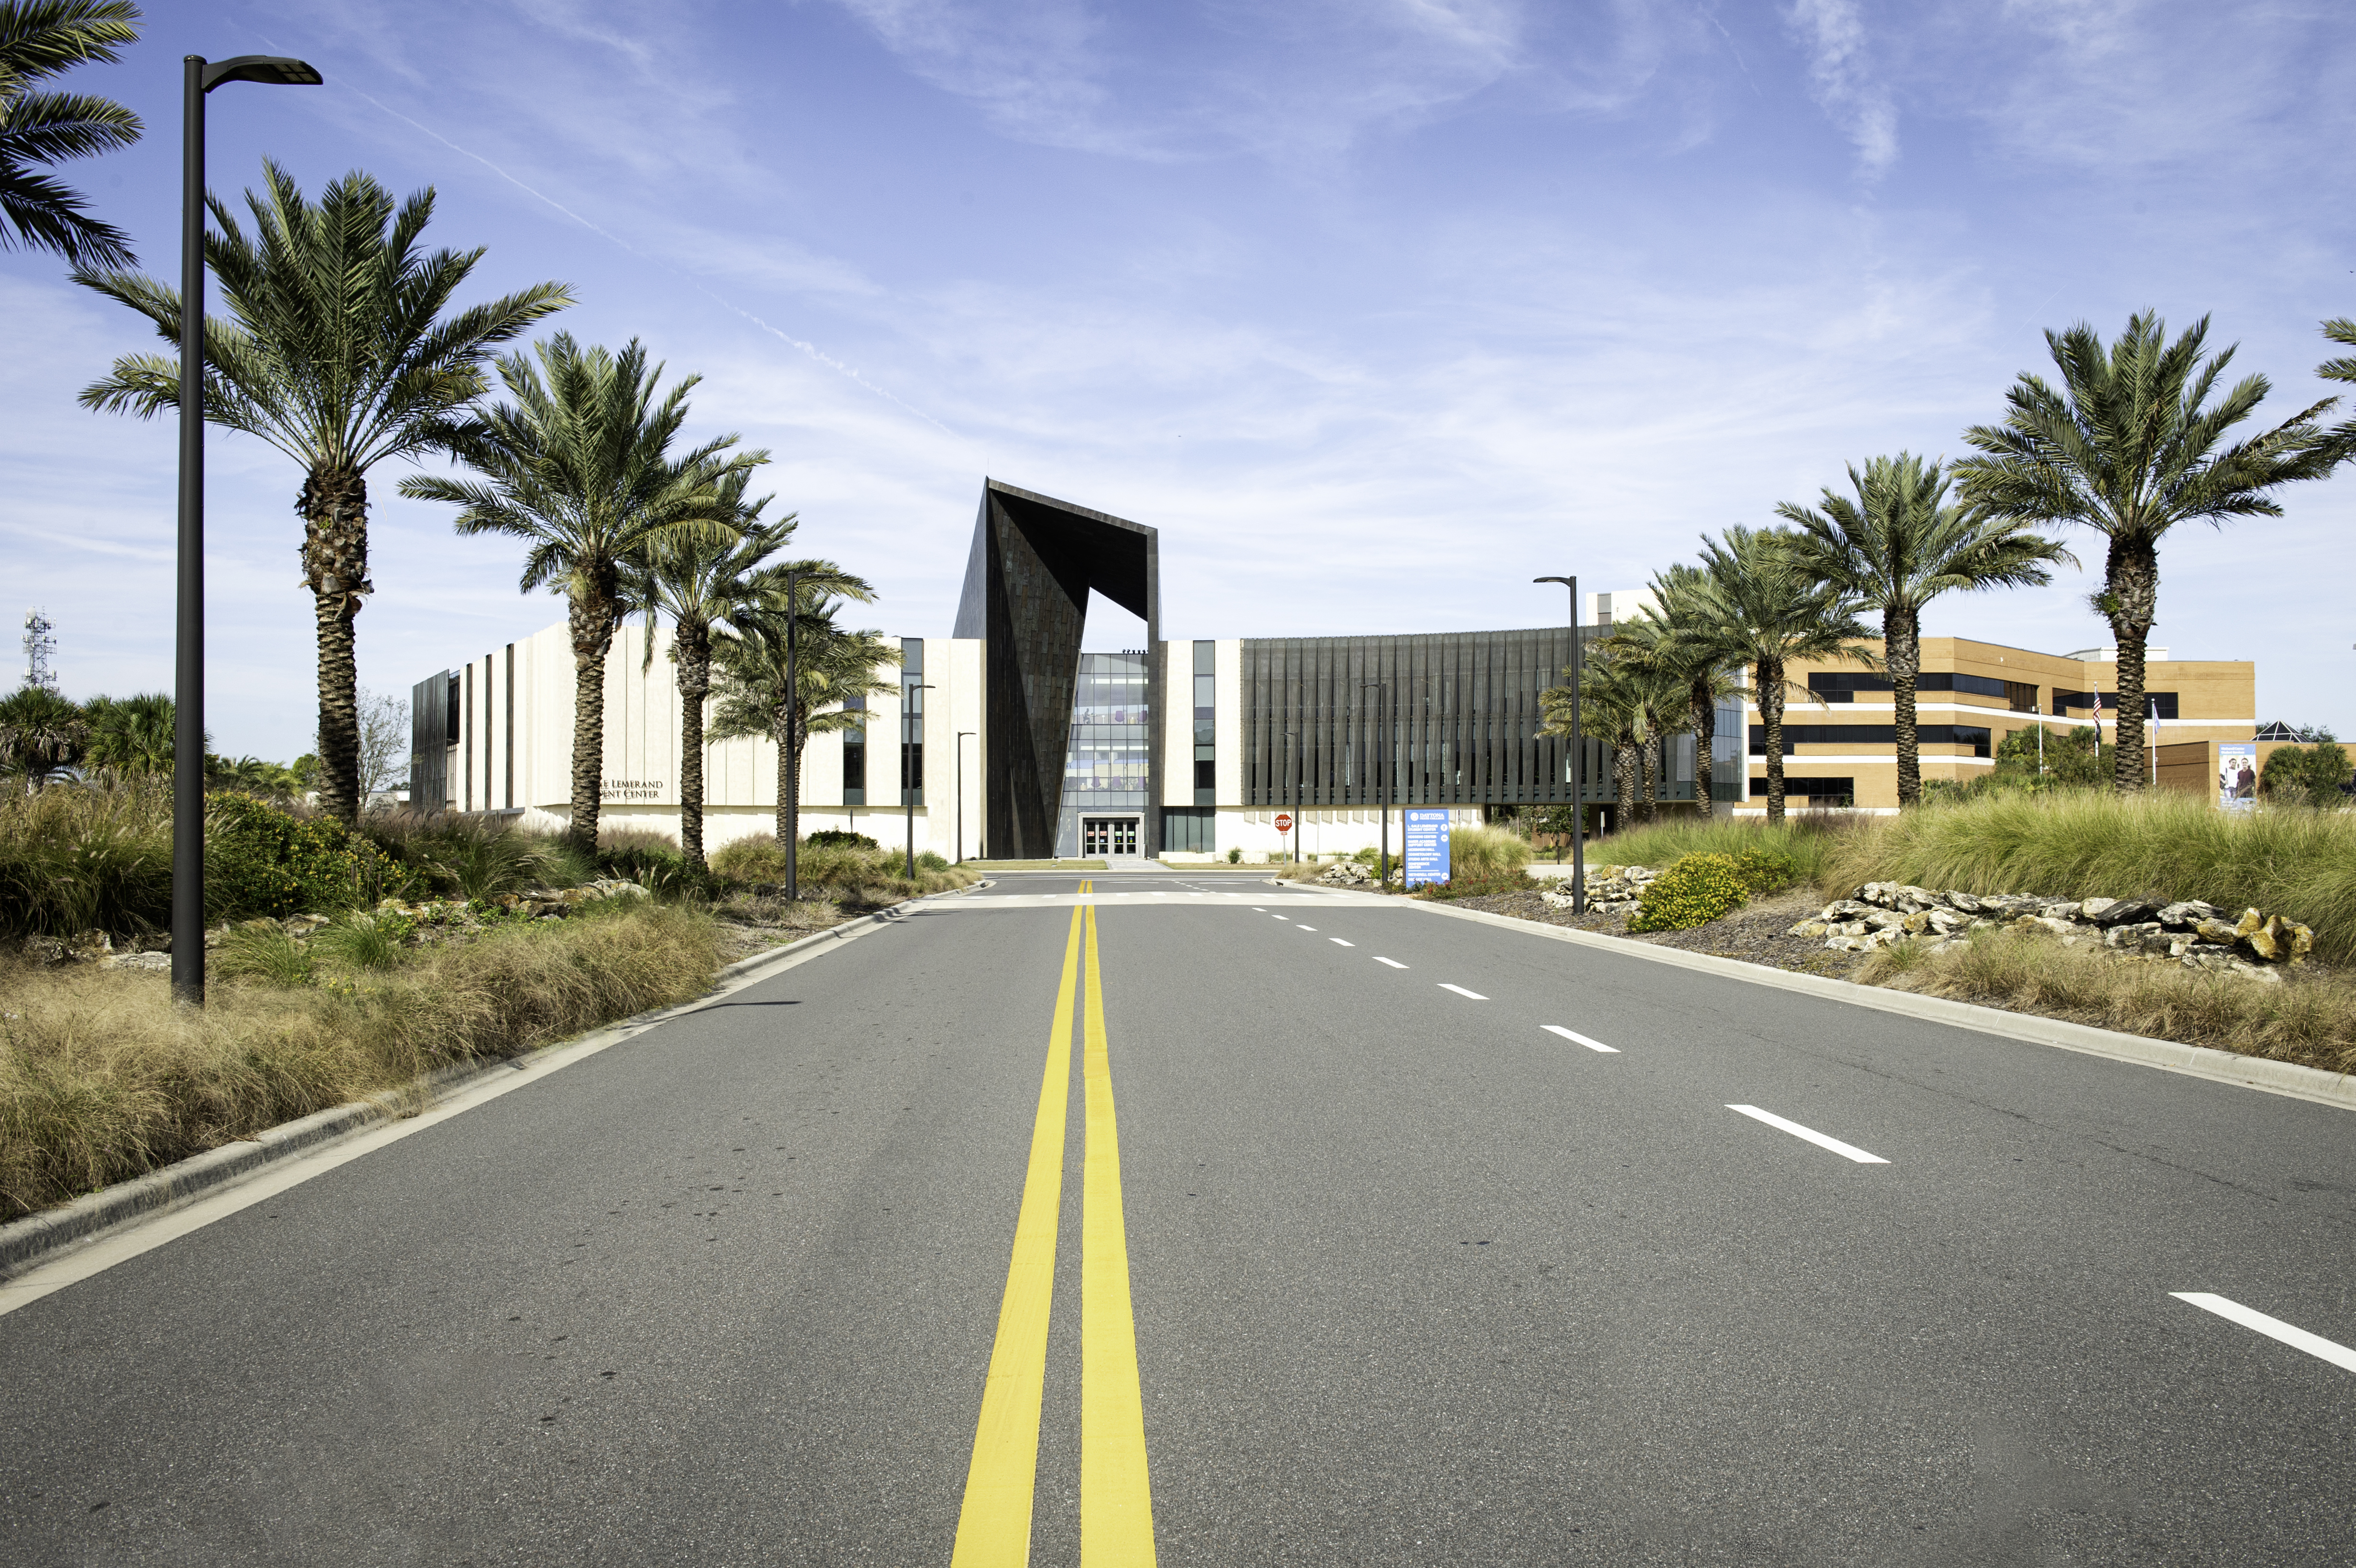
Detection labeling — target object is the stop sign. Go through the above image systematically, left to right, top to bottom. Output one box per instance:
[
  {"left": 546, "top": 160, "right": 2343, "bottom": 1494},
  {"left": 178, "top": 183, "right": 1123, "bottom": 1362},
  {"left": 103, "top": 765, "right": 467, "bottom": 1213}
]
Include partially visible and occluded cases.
[{"left": 1274, "top": 813, "right": 1294, "bottom": 833}]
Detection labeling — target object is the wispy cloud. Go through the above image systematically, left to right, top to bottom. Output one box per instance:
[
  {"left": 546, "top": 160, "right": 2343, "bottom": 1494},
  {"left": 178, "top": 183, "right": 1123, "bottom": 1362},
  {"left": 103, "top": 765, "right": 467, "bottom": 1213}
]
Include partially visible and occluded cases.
[{"left": 1786, "top": 0, "right": 1897, "bottom": 177}]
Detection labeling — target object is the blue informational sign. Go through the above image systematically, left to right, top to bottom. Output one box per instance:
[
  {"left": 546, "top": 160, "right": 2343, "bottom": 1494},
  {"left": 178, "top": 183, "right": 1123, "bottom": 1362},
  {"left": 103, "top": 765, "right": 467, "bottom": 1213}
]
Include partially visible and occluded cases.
[{"left": 1404, "top": 808, "right": 1451, "bottom": 888}]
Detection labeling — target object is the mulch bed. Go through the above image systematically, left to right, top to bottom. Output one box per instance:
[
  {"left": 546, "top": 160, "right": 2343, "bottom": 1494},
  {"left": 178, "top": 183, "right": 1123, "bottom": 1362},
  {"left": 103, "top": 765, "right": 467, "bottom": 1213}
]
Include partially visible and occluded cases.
[{"left": 1448, "top": 885, "right": 1874, "bottom": 980}]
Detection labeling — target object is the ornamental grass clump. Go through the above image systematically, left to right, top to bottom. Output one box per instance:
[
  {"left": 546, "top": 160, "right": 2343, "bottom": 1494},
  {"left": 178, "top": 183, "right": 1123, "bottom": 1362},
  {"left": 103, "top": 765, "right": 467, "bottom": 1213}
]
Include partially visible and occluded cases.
[
  {"left": 1825, "top": 790, "right": 2356, "bottom": 965},
  {"left": 1596, "top": 815, "right": 1848, "bottom": 888},
  {"left": 1629, "top": 852, "right": 1750, "bottom": 931},
  {"left": 0, "top": 901, "right": 722, "bottom": 1220},
  {"left": 1859, "top": 927, "right": 2356, "bottom": 1074}
]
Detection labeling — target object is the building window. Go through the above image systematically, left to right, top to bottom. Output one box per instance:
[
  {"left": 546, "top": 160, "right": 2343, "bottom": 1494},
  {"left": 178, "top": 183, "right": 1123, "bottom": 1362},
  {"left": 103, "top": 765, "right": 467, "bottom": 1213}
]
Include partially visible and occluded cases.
[
  {"left": 901, "top": 638, "right": 923, "bottom": 806},
  {"left": 1193, "top": 639, "right": 1215, "bottom": 806},
  {"left": 2004, "top": 680, "right": 2038, "bottom": 714},
  {"left": 2054, "top": 689, "right": 2178, "bottom": 721},
  {"left": 842, "top": 695, "right": 865, "bottom": 805},
  {"left": 1750, "top": 723, "right": 1992, "bottom": 754},
  {"left": 1752, "top": 776, "right": 1855, "bottom": 805},
  {"left": 1163, "top": 805, "right": 1215, "bottom": 852}
]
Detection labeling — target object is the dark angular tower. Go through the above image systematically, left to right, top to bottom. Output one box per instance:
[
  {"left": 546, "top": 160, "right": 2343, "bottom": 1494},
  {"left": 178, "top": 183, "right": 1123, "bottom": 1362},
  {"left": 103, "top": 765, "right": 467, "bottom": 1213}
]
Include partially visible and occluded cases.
[{"left": 953, "top": 480, "right": 1161, "bottom": 859}]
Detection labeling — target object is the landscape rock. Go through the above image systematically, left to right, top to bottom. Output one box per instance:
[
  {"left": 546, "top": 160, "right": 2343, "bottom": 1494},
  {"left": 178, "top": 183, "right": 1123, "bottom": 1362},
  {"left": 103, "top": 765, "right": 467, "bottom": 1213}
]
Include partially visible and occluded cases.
[
  {"left": 2078, "top": 897, "right": 2119, "bottom": 922},
  {"left": 2089, "top": 897, "right": 2163, "bottom": 928},
  {"left": 2155, "top": 900, "right": 2220, "bottom": 930}
]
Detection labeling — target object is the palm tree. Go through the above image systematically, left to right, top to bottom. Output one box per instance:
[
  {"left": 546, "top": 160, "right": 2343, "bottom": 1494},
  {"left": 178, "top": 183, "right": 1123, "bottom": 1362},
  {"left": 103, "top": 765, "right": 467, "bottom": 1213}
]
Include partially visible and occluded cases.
[
  {"left": 0, "top": 0, "right": 142, "bottom": 270},
  {"left": 76, "top": 161, "right": 573, "bottom": 821},
  {"left": 1955, "top": 313, "right": 2338, "bottom": 791},
  {"left": 2314, "top": 316, "right": 2356, "bottom": 458},
  {"left": 400, "top": 334, "right": 763, "bottom": 851},
  {"left": 1780, "top": 453, "right": 2070, "bottom": 806},
  {"left": 620, "top": 471, "right": 798, "bottom": 869},
  {"left": 622, "top": 480, "right": 876, "bottom": 869},
  {"left": 1691, "top": 526, "right": 1876, "bottom": 824},
  {"left": 1618, "top": 566, "right": 1747, "bottom": 819},
  {"left": 710, "top": 592, "right": 898, "bottom": 849},
  {"left": 1544, "top": 648, "right": 1651, "bottom": 835},
  {"left": 0, "top": 682, "right": 87, "bottom": 785},
  {"left": 83, "top": 690, "right": 175, "bottom": 771}
]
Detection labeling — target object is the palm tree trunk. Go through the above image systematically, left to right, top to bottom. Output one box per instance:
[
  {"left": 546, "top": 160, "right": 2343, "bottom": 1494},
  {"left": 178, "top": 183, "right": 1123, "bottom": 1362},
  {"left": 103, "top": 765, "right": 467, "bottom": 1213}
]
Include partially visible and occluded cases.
[
  {"left": 300, "top": 464, "right": 371, "bottom": 823},
  {"left": 2105, "top": 535, "right": 2159, "bottom": 792},
  {"left": 566, "top": 579, "right": 618, "bottom": 853},
  {"left": 1888, "top": 608, "right": 1921, "bottom": 806},
  {"left": 675, "top": 620, "right": 711, "bottom": 870},
  {"left": 1760, "top": 656, "right": 1787, "bottom": 824},
  {"left": 1690, "top": 680, "right": 1717, "bottom": 818},
  {"left": 771, "top": 699, "right": 806, "bottom": 849},
  {"left": 1640, "top": 734, "right": 1658, "bottom": 822},
  {"left": 1613, "top": 741, "right": 1638, "bottom": 836}
]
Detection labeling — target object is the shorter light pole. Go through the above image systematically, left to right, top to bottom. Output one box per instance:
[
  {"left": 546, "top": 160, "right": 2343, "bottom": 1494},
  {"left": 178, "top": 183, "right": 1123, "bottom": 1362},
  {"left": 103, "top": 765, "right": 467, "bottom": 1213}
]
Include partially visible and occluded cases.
[
  {"left": 1534, "top": 575, "right": 1584, "bottom": 914},
  {"left": 1360, "top": 680, "right": 1390, "bottom": 886},
  {"left": 905, "top": 681, "right": 935, "bottom": 878},
  {"left": 2035, "top": 703, "right": 2045, "bottom": 777},
  {"left": 1291, "top": 725, "right": 1309, "bottom": 861},
  {"left": 955, "top": 729, "right": 974, "bottom": 863}
]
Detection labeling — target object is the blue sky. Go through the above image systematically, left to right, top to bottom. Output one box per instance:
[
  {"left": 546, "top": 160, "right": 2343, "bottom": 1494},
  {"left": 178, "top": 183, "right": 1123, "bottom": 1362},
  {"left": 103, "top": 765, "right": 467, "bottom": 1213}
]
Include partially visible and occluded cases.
[{"left": 6, "top": 0, "right": 2354, "bottom": 762}]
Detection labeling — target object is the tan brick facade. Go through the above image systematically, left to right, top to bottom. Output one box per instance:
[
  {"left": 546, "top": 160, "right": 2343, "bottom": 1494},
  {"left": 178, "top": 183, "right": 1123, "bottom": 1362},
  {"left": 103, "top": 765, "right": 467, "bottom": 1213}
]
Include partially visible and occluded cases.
[{"left": 1736, "top": 637, "right": 2256, "bottom": 813}]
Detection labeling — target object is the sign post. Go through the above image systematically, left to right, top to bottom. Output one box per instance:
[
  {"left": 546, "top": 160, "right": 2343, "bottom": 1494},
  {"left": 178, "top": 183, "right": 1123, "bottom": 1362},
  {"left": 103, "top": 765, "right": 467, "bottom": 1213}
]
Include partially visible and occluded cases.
[{"left": 1404, "top": 808, "right": 1451, "bottom": 889}]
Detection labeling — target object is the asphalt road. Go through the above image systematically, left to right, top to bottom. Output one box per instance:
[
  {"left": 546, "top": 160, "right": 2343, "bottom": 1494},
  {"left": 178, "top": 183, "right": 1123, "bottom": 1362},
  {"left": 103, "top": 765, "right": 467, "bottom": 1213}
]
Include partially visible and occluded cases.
[{"left": 4, "top": 866, "right": 2354, "bottom": 1565}]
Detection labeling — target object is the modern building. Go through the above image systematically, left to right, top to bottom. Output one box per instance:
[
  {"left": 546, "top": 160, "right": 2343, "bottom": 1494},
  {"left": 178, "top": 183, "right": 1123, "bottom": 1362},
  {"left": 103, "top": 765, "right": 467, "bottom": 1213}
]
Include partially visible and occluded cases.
[
  {"left": 409, "top": 480, "right": 1695, "bottom": 860},
  {"left": 1737, "top": 638, "right": 2258, "bottom": 812}
]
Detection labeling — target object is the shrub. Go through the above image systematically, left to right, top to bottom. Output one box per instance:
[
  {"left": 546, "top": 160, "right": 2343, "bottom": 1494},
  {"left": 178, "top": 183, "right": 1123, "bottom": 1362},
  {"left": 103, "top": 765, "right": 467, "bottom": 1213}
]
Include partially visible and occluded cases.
[
  {"left": 2262, "top": 742, "right": 2352, "bottom": 809},
  {"left": 0, "top": 771, "right": 172, "bottom": 938},
  {"left": 205, "top": 793, "right": 402, "bottom": 923},
  {"left": 363, "top": 812, "right": 555, "bottom": 900},
  {"left": 1597, "top": 815, "right": 1847, "bottom": 886},
  {"left": 1449, "top": 825, "right": 1532, "bottom": 881},
  {"left": 806, "top": 828, "right": 880, "bottom": 850},
  {"left": 710, "top": 837, "right": 790, "bottom": 882},
  {"left": 1728, "top": 846, "right": 1801, "bottom": 896},
  {"left": 1227, "top": 847, "right": 1243, "bottom": 863},
  {"left": 916, "top": 850, "right": 949, "bottom": 871},
  {"left": 1629, "top": 852, "right": 1749, "bottom": 931},
  {"left": 0, "top": 902, "right": 725, "bottom": 1218},
  {"left": 311, "top": 910, "right": 409, "bottom": 971},
  {"left": 212, "top": 922, "right": 313, "bottom": 986}
]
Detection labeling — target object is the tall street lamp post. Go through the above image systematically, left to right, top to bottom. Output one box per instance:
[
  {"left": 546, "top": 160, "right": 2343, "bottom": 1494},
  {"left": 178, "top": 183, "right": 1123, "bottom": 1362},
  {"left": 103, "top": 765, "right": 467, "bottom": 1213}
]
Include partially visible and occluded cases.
[
  {"left": 174, "top": 53, "right": 322, "bottom": 1007},
  {"left": 781, "top": 567, "right": 801, "bottom": 903},
  {"left": 1534, "top": 575, "right": 1585, "bottom": 915},
  {"left": 1359, "top": 680, "right": 1391, "bottom": 887},
  {"left": 905, "top": 682, "right": 934, "bottom": 878},
  {"left": 955, "top": 729, "right": 974, "bottom": 863}
]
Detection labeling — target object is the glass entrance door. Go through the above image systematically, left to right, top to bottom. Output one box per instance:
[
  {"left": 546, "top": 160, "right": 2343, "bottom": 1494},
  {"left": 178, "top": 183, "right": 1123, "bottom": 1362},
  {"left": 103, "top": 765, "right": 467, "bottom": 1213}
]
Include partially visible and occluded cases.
[{"left": 1082, "top": 818, "right": 1139, "bottom": 857}]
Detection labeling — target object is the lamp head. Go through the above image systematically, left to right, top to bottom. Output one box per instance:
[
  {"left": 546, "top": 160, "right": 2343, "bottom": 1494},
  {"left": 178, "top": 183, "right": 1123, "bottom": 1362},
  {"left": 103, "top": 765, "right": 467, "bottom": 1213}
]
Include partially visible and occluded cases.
[{"left": 202, "top": 55, "right": 323, "bottom": 91}]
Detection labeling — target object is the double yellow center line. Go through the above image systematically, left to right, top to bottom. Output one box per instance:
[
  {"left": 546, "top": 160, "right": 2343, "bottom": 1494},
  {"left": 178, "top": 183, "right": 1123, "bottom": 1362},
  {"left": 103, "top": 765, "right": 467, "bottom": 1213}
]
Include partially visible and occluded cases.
[{"left": 953, "top": 882, "right": 1157, "bottom": 1566}]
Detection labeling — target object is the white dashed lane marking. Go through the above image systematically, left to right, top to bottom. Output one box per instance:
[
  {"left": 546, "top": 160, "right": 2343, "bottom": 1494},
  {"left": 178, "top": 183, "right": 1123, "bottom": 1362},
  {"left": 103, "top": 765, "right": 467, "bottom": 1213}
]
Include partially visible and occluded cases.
[
  {"left": 1330, "top": 938, "right": 1353, "bottom": 947},
  {"left": 1374, "top": 958, "right": 1408, "bottom": 969},
  {"left": 1439, "top": 984, "right": 1487, "bottom": 1001},
  {"left": 1542, "top": 1025, "right": 1618, "bottom": 1054},
  {"left": 1726, "top": 1105, "right": 1887, "bottom": 1165},
  {"left": 2172, "top": 1293, "right": 2356, "bottom": 1374}
]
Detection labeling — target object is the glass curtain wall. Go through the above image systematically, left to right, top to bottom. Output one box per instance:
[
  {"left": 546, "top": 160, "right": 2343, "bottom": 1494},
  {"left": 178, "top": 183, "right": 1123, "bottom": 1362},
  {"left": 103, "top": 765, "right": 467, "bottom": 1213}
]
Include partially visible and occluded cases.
[{"left": 1056, "top": 652, "right": 1151, "bottom": 856}]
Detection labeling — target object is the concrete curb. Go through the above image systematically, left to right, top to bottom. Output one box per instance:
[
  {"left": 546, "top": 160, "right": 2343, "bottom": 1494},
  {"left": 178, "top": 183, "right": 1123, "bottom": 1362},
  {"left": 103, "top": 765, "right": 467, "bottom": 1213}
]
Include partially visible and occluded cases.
[
  {"left": 0, "top": 881, "right": 985, "bottom": 1284},
  {"left": 1402, "top": 897, "right": 2356, "bottom": 1114}
]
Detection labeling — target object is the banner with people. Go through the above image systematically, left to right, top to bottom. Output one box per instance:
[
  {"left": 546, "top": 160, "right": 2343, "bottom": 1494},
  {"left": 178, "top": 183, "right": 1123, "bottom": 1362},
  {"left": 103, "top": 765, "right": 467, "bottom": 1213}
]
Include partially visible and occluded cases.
[{"left": 2219, "top": 743, "right": 2257, "bottom": 809}]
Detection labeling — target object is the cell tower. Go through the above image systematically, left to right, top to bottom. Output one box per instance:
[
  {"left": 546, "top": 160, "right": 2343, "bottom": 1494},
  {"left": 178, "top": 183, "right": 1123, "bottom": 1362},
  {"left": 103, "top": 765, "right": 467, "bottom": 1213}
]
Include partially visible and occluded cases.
[{"left": 23, "top": 609, "right": 57, "bottom": 693}]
